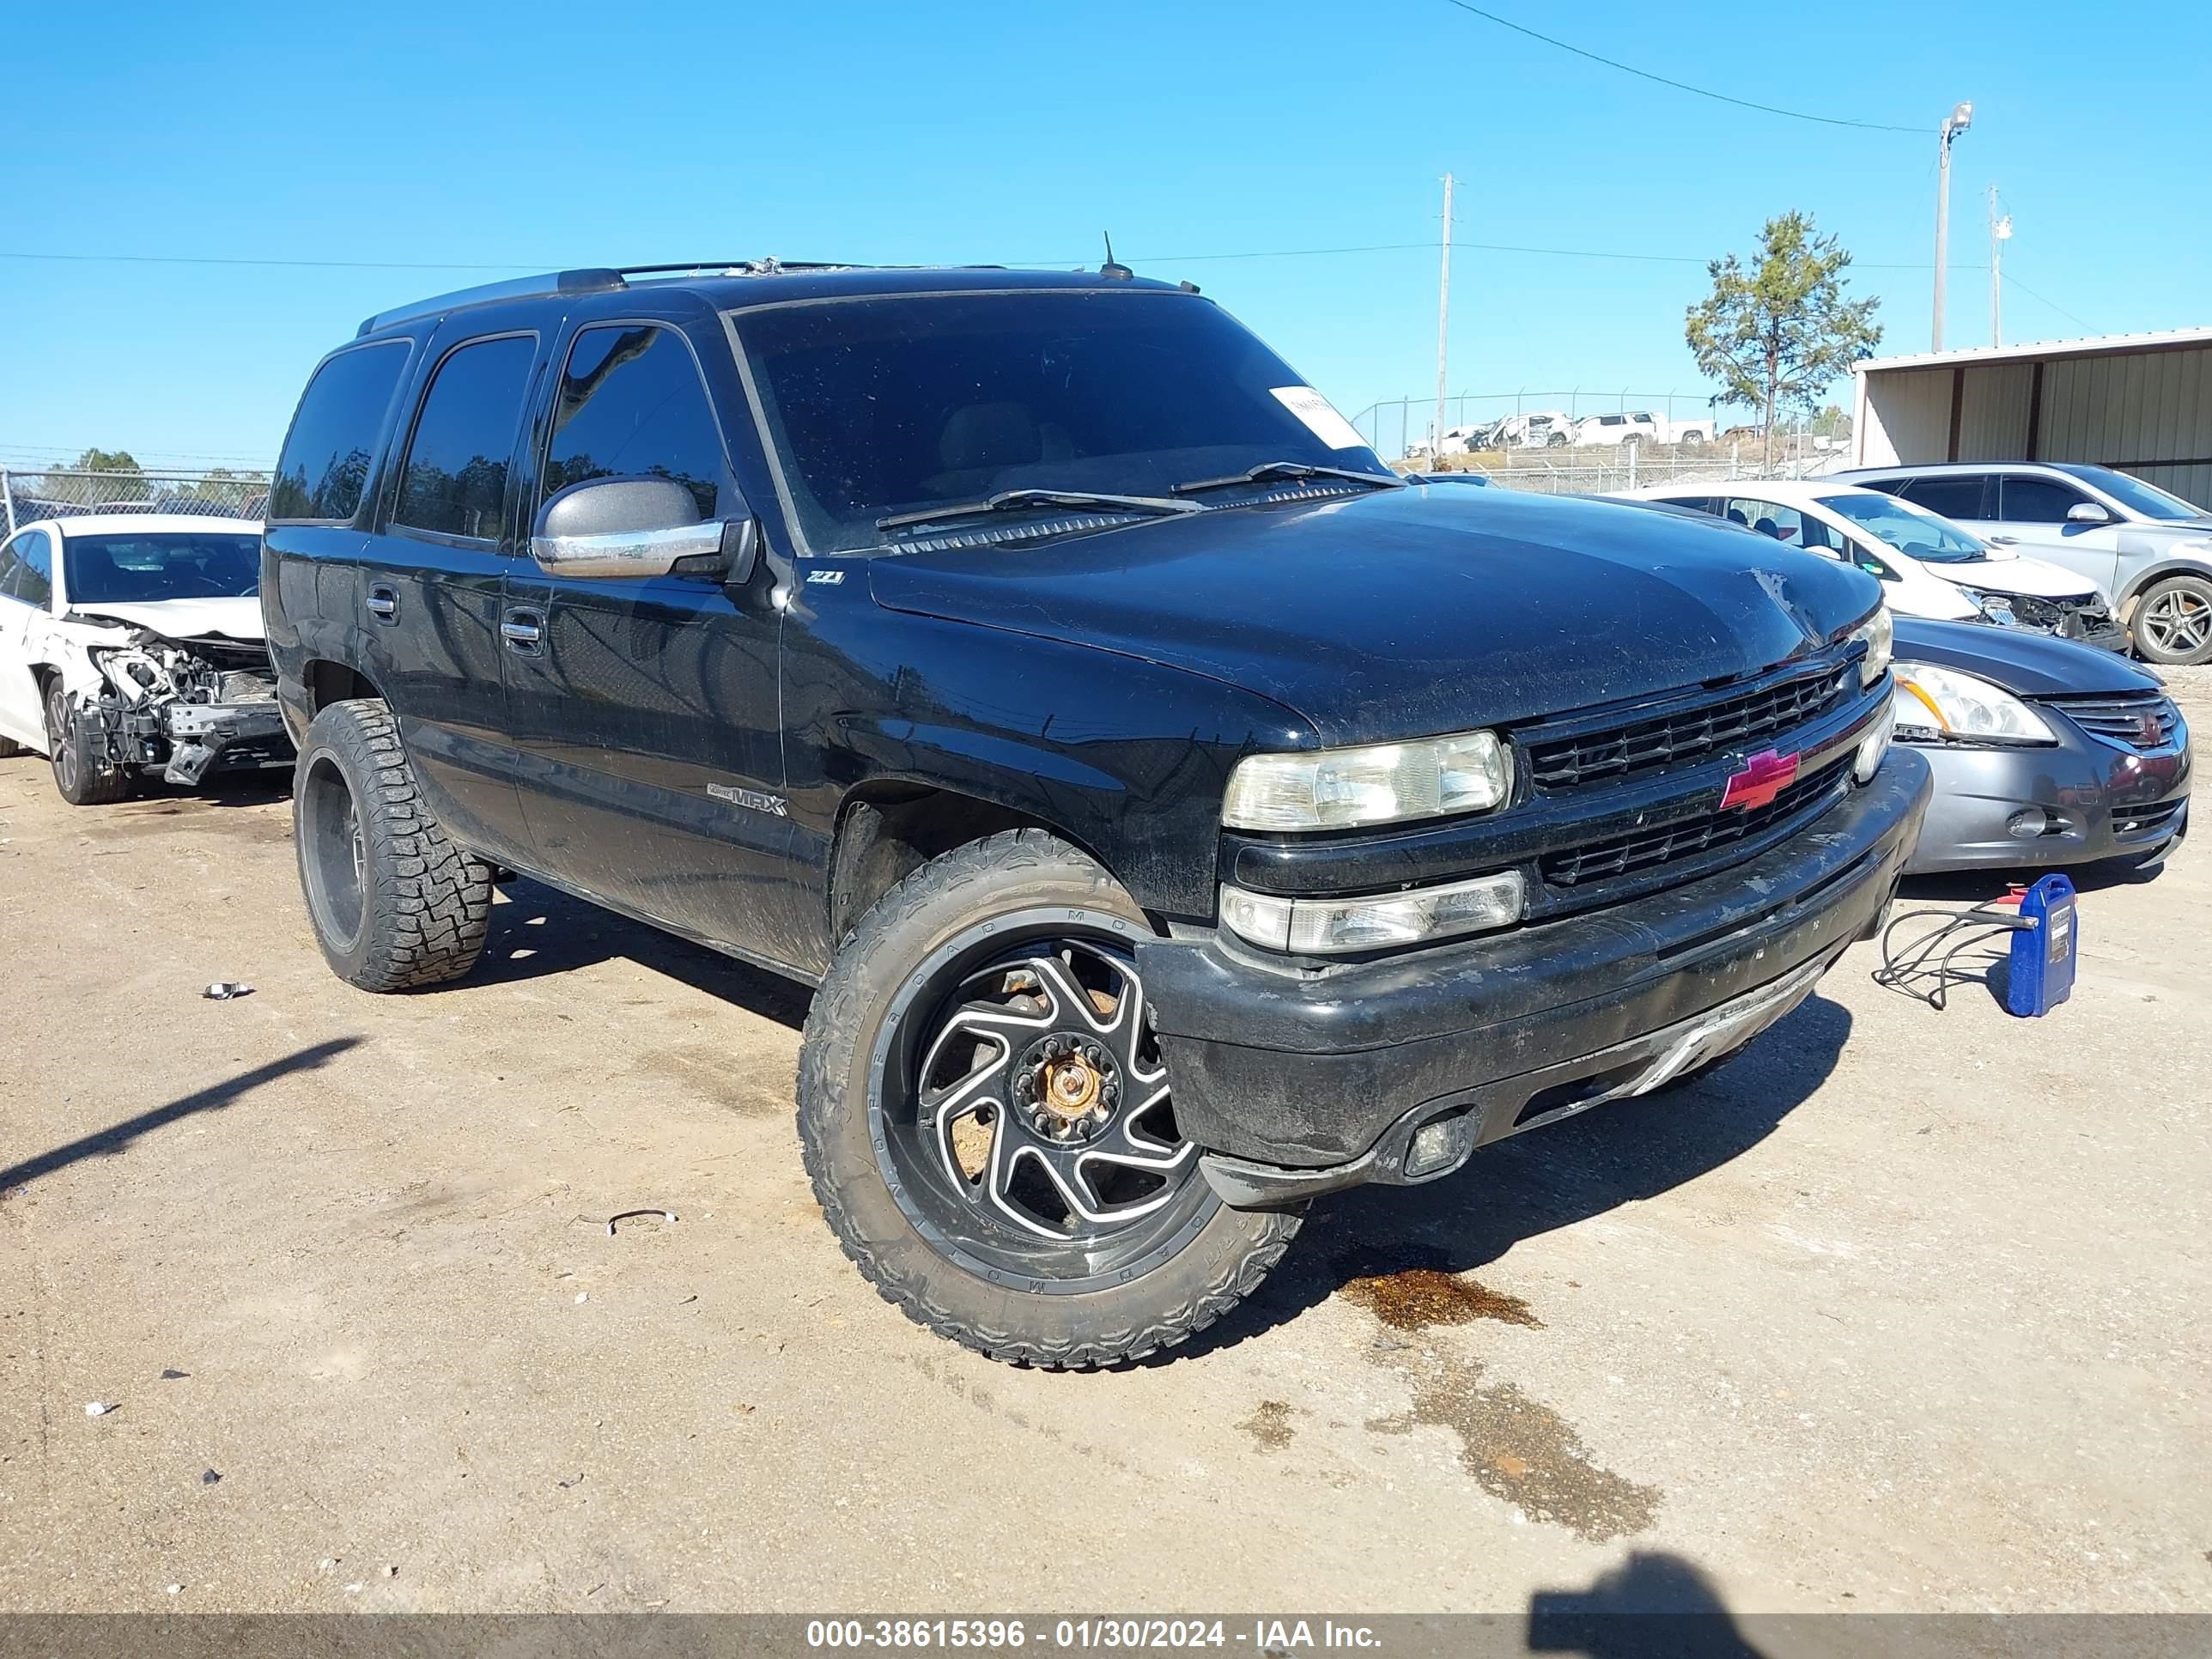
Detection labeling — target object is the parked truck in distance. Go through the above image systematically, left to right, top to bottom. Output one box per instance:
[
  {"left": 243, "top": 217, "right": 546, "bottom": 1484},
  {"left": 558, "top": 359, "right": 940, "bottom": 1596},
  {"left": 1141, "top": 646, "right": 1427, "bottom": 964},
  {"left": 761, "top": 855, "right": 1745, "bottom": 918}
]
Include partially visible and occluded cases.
[{"left": 264, "top": 260, "right": 1927, "bottom": 1368}]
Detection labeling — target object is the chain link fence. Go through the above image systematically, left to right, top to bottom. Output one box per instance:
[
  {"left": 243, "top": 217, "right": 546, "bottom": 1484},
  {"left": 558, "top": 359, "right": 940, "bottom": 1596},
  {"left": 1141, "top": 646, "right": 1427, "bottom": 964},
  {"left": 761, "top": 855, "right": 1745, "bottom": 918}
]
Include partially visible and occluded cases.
[
  {"left": 1348, "top": 393, "right": 1857, "bottom": 494},
  {"left": 0, "top": 444, "right": 1853, "bottom": 530},
  {"left": 1416, "top": 449, "right": 1857, "bottom": 495},
  {"left": 1, "top": 466, "right": 270, "bottom": 535}
]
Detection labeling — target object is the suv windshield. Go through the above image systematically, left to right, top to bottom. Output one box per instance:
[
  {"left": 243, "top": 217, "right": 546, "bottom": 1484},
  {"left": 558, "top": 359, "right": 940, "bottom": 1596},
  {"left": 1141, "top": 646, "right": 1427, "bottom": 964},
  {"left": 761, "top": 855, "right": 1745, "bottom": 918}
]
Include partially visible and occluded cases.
[
  {"left": 730, "top": 290, "right": 1389, "bottom": 551},
  {"left": 2050, "top": 464, "right": 2210, "bottom": 522},
  {"left": 1817, "top": 494, "right": 1986, "bottom": 564},
  {"left": 63, "top": 532, "right": 261, "bottom": 604}
]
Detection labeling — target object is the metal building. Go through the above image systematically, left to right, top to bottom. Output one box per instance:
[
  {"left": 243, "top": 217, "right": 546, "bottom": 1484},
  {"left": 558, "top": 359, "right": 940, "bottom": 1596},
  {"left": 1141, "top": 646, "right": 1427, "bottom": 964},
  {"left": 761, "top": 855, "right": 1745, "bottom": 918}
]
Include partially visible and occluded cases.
[{"left": 1851, "top": 325, "right": 2212, "bottom": 507}]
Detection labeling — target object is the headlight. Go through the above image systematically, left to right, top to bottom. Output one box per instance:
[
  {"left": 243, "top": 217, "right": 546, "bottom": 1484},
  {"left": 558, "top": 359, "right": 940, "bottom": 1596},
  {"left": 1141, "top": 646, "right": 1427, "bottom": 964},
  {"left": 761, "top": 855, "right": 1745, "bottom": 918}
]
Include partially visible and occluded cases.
[
  {"left": 1957, "top": 587, "right": 2019, "bottom": 627},
  {"left": 1848, "top": 607, "right": 1893, "bottom": 687},
  {"left": 1893, "top": 661, "right": 2056, "bottom": 744},
  {"left": 1222, "top": 729, "right": 1511, "bottom": 831},
  {"left": 1218, "top": 869, "right": 1526, "bottom": 955}
]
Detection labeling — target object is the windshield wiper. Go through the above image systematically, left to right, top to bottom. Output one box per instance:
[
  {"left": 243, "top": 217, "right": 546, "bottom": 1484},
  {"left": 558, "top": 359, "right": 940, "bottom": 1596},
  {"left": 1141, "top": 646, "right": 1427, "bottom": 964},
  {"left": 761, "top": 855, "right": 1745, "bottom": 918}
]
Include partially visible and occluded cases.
[
  {"left": 1170, "top": 460, "right": 1405, "bottom": 496},
  {"left": 877, "top": 489, "right": 1201, "bottom": 532}
]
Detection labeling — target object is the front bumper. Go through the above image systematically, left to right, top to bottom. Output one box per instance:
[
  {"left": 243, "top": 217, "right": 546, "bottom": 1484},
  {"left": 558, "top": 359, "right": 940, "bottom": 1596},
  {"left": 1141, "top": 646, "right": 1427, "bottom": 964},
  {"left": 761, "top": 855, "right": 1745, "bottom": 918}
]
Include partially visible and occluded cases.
[
  {"left": 78, "top": 696, "right": 295, "bottom": 787},
  {"left": 1902, "top": 716, "right": 2191, "bottom": 873},
  {"left": 1135, "top": 750, "right": 1931, "bottom": 1199}
]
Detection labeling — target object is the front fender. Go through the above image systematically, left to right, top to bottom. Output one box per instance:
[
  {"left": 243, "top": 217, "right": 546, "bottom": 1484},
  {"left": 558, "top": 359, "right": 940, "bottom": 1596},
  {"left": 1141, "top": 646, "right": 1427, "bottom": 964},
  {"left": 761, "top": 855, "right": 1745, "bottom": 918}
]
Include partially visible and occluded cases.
[
  {"left": 2117, "top": 553, "right": 2212, "bottom": 611},
  {"left": 781, "top": 603, "right": 1315, "bottom": 933}
]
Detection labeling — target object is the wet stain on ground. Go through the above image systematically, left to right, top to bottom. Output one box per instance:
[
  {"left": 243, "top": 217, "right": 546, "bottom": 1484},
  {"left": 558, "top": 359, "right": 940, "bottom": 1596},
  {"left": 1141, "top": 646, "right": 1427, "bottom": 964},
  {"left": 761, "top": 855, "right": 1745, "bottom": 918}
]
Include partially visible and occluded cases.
[
  {"left": 635, "top": 1046, "right": 785, "bottom": 1115},
  {"left": 1338, "top": 1267, "right": 1543, "bottom": 1331},
  {"left": 1369, "top": 1359, "right": 1660, "bottom": 1544},
  {"left": 1238, "top": 1400, "right": 1297, "bottom": 1453}
]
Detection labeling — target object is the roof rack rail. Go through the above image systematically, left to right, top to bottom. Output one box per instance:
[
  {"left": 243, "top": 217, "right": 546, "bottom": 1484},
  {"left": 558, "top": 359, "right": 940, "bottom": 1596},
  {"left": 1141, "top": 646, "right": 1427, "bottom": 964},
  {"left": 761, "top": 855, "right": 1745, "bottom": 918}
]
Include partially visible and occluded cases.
[
  {"left": 355, "top": 258, "right": 913, "bottom": 337},
  {"left": 615, "top": 258, "right": 866, "bottom": 280},
  {"left": 356, "top": 268, "right": 623, "bottom": 337}
]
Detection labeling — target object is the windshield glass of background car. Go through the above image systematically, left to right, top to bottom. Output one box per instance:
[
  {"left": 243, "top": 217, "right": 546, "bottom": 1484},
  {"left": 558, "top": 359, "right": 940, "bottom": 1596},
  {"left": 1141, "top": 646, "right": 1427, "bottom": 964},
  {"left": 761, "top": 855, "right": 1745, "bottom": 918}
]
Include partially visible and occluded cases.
[
  {"left": 730, "top": 291, "right": 1388, "bottom": 551},
  {"left": 2051, "top": 464, "right": 2209, "bottom": 521},
  {"left": 1818, "top": 494, "right": 1986, "bottom": 563},
  {"left": 63, "top": 533, "right": 261, "bottom": 603}
]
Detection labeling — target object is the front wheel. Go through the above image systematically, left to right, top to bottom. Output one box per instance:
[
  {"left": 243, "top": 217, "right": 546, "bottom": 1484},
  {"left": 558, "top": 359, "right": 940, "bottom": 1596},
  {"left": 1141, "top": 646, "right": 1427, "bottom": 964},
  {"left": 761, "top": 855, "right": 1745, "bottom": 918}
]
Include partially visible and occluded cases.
[
  {"left": 2131, "top": 574, "right": 2212, "bottom": 665},
  {"left": 46, "top": 683, "right": 128, "bottom": 805},
  {"left": 799, "top": 829, "right": 1298, "bottom": 1368}
]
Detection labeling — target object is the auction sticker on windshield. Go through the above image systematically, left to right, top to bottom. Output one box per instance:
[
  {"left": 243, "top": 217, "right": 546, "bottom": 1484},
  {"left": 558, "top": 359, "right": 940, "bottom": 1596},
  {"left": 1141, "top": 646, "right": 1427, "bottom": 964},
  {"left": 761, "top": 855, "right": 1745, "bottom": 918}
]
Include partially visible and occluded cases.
[{"left": 1271, "top": 386, "right": 1367, "bottom": 450}]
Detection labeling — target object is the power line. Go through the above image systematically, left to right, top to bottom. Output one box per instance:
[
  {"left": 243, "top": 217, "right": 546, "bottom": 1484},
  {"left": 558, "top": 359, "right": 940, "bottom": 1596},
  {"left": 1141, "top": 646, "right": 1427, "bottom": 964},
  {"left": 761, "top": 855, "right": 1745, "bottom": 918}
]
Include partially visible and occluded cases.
[
  {"left": 1434, "top": 0, "right": 1929, "bottom": 134},
  {"left": 0, "top": 239, "right": 1962, "bottom": 276},
  {"left": 0, "top": 250, "right": 546, "bottom": 273},
  {"left": 2001, "top": 271, "right": 2099, "bottom": 335}
]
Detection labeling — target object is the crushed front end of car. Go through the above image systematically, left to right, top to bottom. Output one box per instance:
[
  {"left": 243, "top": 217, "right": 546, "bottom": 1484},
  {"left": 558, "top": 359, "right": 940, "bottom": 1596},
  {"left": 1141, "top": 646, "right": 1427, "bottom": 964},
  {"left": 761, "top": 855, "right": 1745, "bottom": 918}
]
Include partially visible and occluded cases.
[{"left": 62, "top": 622, "right": 294, "bottom": 787}]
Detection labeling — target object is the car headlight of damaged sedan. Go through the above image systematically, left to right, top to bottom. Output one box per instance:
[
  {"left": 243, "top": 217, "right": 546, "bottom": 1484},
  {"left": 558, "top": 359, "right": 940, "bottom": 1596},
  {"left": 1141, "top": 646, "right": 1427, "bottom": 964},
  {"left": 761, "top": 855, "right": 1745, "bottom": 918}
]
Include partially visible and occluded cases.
[
  {"left": 1848, "top": 607, "right": 1893, "bottom": 687},
  {"left": 1893, "top": 661, "right": 2056, "bottom": 744},
  {"left": 1221, "top": 728, "right": 1512, "bottom": 831}
]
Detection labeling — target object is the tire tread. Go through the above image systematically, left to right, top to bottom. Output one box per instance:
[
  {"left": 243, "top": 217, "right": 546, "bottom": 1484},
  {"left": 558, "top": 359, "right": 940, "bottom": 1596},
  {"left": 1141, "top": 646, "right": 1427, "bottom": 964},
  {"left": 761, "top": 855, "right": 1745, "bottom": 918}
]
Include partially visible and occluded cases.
[{"left": 299, "top": 698, "right": 492, "bottom": 992}]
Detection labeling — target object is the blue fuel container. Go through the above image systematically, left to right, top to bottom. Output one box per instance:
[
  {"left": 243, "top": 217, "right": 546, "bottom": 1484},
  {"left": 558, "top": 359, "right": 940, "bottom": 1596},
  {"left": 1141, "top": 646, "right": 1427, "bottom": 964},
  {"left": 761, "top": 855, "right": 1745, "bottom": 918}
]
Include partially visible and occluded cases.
[{"left": 2006, "top": 872, "right": 2078, "bottom": 1018}]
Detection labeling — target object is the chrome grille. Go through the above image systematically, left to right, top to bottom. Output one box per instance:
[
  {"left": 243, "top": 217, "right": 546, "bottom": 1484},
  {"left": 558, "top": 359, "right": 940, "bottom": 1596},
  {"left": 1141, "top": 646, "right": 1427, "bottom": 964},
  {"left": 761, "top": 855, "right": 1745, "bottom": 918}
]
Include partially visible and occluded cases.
[{"left": 2042, "top": 692, "right": 2181, "bottom": 749}]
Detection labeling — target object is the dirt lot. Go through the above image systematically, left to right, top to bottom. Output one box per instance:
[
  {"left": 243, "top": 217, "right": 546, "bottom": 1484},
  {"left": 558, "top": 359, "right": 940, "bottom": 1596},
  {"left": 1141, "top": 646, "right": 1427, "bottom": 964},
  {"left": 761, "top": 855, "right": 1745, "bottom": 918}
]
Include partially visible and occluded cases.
[{"left": 3, "top": 675, "right": 2207, "bottom": 1619}]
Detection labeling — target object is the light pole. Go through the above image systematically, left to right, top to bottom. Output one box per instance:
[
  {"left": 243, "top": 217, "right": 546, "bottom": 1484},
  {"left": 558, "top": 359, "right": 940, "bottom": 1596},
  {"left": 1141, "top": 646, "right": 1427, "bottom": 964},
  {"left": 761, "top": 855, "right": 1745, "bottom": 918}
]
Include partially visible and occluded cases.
[
  {"left": 1932, "top": 100, "right": 1972, "bottom": 351},
  {"left": 1434, "top": 173, "right": 1455, "bottom": 458},
  {"left": 1989, "top": 187, "right": 2013, "bottom": 348}
]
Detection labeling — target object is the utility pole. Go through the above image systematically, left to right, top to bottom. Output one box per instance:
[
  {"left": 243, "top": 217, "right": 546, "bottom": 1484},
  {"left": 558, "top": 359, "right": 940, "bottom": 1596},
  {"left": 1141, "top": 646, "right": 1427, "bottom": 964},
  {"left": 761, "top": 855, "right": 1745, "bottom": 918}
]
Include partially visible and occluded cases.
[
  {"left": 1932, "top": 100, "right": 1972, "bottom": 351},
  {"left": 1435, "top": 172, "right": 1454, "bottom": 456},
  {"left": 1989, "top": 186, "right": 2012, "bottom": 348}
]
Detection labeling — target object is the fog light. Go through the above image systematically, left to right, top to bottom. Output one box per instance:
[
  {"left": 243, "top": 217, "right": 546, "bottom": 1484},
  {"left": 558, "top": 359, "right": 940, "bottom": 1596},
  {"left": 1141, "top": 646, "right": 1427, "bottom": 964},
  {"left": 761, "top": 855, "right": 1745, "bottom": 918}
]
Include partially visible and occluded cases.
[
  {"left": 2007, "top": 807, "right": 2049, "bottom": 839},
  {"left": 1407, "top": 1110, "right": 1475, "bottom": 1176}
]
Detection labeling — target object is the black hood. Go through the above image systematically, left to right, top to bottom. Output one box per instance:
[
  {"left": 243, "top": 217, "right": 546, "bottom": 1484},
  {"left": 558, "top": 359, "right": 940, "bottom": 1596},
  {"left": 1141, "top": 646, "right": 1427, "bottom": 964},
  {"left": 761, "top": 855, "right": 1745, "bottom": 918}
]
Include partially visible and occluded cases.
[
  {"left": 868, "top": 485, "right": 1881, "bottom": 745},
  {"left": 1892, "top": 616, "right": 2165, "bottom": 696}
]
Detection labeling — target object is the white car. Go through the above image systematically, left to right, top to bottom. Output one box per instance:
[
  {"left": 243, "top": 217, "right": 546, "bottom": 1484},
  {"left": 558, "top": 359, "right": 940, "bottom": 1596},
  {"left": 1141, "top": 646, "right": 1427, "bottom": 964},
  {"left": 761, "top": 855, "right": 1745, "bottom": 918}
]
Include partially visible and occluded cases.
[
  {"left": 1494, "top": 410, "right": 1575, "bottom": 448},
  {"left": 1576, "top": 411, "right": 1662, "bottom": 447},
  {"left": 1613, "top": 481, "right": 2127, "bottom": 647},
  {"left": 0, "top": 514, "right": 292, "bottom": 804}
]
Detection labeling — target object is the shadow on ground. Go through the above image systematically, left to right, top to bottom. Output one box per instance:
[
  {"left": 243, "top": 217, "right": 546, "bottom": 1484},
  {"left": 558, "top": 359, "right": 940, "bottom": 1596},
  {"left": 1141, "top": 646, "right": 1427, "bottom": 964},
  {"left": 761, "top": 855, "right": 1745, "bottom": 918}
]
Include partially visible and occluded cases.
[
  {"left": 470, "top": 877, "right": 812, "bottom": 1030},
  {"left": 1177, "top": 993, "right": 1853, "bottom": 1360},
  {"left": 0, "top": 1037, "right": 362, "bottom": 1194},
  {"left": 1527, "top": 1552, "right": 1764, "bottom": 1656}
]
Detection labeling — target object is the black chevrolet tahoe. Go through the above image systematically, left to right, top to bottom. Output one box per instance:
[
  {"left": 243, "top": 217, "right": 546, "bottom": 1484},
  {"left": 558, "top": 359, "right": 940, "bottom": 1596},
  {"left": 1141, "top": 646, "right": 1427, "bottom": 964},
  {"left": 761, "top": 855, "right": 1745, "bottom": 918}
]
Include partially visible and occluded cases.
[{"left": 264, "top": 261, "right": 1929, "bottom": 1367}]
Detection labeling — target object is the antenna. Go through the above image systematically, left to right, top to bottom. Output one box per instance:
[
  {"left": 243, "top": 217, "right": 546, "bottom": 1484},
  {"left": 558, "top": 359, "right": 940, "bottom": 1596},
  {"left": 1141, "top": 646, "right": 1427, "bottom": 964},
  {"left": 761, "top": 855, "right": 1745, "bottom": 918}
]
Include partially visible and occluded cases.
[{"left": 1100, "top": 233, "right": 1134, "bottom": 281}]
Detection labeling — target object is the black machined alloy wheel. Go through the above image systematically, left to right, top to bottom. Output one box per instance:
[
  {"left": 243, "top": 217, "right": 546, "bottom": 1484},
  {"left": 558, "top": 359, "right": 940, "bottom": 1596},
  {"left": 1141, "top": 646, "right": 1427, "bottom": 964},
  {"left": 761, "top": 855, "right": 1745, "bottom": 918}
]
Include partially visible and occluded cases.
[
  {"left": 799, "top": 829, "right": 1300, "bottom": 1369},
  {"left": 874, "top": 922, "right": 1208, "bottom": 1295}
]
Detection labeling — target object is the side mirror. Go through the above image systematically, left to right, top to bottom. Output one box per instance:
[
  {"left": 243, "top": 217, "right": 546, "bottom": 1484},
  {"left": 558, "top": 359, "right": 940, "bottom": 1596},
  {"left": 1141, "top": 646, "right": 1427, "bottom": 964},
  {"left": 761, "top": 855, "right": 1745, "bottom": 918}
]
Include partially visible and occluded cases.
[
  {"left": 531, "top": 477, "right": 758, "bottom": 582},
  {"left": 2065, "top": 501, "right": 2112, "bottom": 526}
]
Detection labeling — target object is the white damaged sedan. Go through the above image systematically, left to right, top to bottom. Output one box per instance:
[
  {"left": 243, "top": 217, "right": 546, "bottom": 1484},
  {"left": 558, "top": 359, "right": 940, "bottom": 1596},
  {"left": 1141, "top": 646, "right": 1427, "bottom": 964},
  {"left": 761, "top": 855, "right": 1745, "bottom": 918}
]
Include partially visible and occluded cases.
[{"left": 0, "top": 514, "right": 292, "bottom": 805}]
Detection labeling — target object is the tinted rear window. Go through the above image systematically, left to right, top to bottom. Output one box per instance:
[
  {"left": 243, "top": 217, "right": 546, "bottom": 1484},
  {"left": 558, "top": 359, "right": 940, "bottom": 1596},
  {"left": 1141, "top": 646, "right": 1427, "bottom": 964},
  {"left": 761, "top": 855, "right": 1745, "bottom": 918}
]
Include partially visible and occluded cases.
[{"left": 270, "top": 341, "right": 411, "bottom": 523}]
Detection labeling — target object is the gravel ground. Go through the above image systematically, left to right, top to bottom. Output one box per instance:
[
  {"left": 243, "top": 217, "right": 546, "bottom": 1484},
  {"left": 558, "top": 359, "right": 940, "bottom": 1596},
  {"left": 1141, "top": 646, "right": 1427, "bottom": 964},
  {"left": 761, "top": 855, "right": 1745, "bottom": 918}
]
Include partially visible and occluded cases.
[{"left": 0, "top": 670, "right": 2205, "bottom": 1617}]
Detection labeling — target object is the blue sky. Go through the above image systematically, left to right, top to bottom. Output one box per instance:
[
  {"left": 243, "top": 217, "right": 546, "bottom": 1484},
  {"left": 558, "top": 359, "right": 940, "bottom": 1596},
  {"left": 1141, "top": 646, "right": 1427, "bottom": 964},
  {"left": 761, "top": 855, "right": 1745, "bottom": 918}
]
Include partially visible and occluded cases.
[{"left": 4, "top": 0, "right": 2206, "bottom": 468}]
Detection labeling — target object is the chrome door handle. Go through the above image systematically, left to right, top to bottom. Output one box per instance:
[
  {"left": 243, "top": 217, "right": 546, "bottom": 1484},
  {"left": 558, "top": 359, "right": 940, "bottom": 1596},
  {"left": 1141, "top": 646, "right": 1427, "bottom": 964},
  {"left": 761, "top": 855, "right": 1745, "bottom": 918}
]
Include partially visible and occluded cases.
[
  {"left": 1987, "top": 534, "right": 2018, "bottom": 545},
  {"left": 366, "top": 583, "right": 399, "bottom": 621},
  {"left": 501, "top": 611, "right": 544, "bottom": 649}
]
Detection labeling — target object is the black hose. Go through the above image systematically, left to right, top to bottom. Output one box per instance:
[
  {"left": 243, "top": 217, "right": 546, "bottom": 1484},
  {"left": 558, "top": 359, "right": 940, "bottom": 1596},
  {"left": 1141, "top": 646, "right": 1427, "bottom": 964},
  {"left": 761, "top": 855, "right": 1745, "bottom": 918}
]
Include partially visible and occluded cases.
[{"left": 1870, "top": 906, "right": 2033, "bottom": 1011}]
